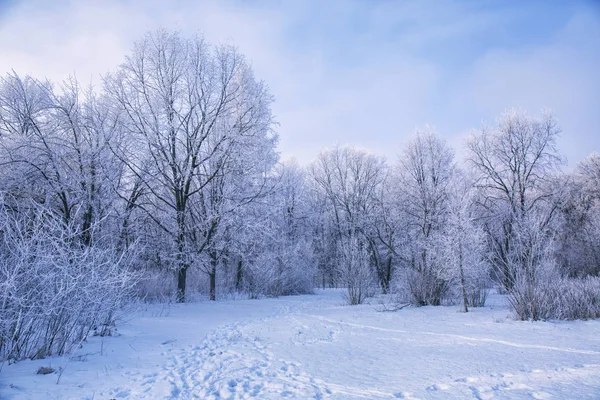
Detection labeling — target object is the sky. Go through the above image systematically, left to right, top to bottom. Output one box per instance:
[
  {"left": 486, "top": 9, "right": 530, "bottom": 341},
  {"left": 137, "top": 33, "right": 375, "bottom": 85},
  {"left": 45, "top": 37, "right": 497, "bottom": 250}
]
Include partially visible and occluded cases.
[{"left": 0, "top": 0, "right": 598, "bottom": 167}]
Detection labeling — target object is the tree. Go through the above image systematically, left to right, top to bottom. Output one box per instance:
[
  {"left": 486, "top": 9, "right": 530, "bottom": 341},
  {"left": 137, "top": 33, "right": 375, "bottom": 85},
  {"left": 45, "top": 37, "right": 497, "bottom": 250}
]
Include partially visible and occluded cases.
[
  {"left": 105, "top": 30, "right": 276, "bottom": 302},
  {"left": 0, "top": 74, "right": 119, "bottom": 246},
  {"left": 466, "top": 109, "right": 564, "bottom": 290},
  {"left": 187, "top": 118, "right": 277, "bottom": 300},
  {"left": 394, "top": 128, "right": 455, "bottom": 305},
  {"left": 310, "top": 146, "right": 385, "bottom": 297},
  {"left": 556, "top": 152, "right": 600, "bottom": 277},
  {"left": 242, "top": 161, "right": 316, "bottom": 297},
  {"left": 368, "top": 170, "right": 402, "bottom": 294},
  {"left": 438, "top": 170, "right": 490, "bottom": 312},
  {"left": 338, "top": 234, "right": 375, "bottom": 305}
]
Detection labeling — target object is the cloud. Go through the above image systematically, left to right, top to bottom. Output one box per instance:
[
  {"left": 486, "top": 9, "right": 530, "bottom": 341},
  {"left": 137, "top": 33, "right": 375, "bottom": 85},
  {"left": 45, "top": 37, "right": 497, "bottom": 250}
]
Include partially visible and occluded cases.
[
  {"left": 0, "top": 0, "right": 597, "bottom": 167},
  {"left": 444, "top": 7, "right": 600, "bottom": 167}
]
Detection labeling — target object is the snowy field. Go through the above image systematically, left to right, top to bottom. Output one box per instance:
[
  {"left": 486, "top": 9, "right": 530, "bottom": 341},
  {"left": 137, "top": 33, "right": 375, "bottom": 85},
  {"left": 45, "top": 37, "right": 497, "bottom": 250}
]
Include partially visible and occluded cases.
[{"left": 1, "top": 290, "right": 600, "bottom": 400}]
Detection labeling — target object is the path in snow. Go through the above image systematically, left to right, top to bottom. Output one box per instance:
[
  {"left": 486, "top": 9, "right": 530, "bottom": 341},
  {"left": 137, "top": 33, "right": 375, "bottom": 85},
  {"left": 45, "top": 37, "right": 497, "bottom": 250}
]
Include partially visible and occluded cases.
[
  {"left": 1, "top": 290, "right": 600, "bottom": 399},
  {"left": 107, "top": 297, "right": 336, "bottom": 399}
]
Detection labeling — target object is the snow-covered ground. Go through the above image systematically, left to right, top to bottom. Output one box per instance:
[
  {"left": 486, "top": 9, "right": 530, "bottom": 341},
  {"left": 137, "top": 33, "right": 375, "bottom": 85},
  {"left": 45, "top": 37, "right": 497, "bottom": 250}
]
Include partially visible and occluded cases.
[{"left": 1, "top": 289, "right": 599, "bottom": 399}]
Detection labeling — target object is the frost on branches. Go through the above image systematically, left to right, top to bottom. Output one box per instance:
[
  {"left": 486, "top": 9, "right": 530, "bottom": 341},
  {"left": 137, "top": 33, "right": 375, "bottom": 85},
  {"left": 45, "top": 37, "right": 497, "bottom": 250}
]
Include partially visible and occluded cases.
[{"left": 1, "top": 30, "right": 600, "bottom": 367}]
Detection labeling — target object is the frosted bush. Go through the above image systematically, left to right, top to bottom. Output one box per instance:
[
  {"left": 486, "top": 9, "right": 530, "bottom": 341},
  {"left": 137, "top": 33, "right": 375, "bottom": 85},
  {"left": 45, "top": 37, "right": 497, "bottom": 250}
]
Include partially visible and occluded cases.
[{"left": 0, "top": 209, "right": 138, "bottom": 363}]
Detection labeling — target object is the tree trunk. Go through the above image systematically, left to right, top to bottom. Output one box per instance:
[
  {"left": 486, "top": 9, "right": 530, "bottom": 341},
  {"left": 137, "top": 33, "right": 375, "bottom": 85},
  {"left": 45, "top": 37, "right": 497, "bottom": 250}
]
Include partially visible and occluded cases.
[
  {"left": 176, "top": 215, "right": 187, "bottom": 303},
  {"left": 502, "top": 221, "right": 514, "bottom": 291},
  {"left": 458, "top": 241, "right": 468, "bottom": 312},
  {"left": 209, "top": 251, "right": 217, "bottom": 301},
  {"left": 384, "top": 255, "right": 392, "bottom": 294},
  {"left": 276, "top": 258, "right": 283, "bottom": 296},
  {"left": 235, "top": 259, "right": 244, "bottom": 291},
  {"left": 176, "top": 266, "right": 187, "bottom": 303},
  {"left": 209, "top": 270, "right": 216, "bottom": 301}
]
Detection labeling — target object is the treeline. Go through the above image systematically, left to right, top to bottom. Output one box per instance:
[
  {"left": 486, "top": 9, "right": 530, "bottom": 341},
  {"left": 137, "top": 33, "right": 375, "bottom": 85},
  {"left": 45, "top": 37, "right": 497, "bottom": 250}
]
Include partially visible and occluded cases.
[
  {"left": 1, "top": 30, "right": 599, "bottom": 363},
  {"left": 311, "top": 121, "right": 600, "bottom": 321}
]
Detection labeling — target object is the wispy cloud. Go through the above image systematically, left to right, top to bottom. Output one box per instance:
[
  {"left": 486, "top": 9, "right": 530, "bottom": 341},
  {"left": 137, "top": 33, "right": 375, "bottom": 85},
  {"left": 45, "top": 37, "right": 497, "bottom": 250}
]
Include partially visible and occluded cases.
[{"left": 0, "top": 0, "right": 597, "bottom": 166}]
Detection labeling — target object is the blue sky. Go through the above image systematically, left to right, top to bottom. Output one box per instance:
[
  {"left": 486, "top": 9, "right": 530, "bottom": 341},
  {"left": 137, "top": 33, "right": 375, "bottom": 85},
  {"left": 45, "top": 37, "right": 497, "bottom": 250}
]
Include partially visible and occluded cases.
[{"left": 0, "top": 0, "right": 598, "bottom": 166}]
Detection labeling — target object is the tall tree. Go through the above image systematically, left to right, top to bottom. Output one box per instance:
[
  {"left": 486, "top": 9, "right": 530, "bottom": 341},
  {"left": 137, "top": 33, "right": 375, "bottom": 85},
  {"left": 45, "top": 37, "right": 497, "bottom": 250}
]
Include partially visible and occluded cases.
[
  {"left": 105, "top": 30, "right": 276, "bottom": 302},
  {"left": 0, "top": 73, "right": 121, "bottom": 246},
  {"left": 466, "top": 109, "right": 563, "bottom": 290},
  {"left": 394, "top": 128, "right": 455, "bottom": 305},
  {"left": 311, "top": 146, "right": 386, "bottom": 300},
  {"left": 556, "top": 152, "right": 600, "bottom": 277},
  {"left": 439, "top": 170, "right": 490, "bottom": 312}
]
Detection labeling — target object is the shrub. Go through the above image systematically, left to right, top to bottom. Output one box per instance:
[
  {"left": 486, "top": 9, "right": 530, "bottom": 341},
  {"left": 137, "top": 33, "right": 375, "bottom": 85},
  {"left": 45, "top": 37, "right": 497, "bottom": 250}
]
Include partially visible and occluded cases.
[
  {"left": 0, "top": 208, "right": 138, "bottom": 363},
  {"left": 338, "top": 236, "right": 376, "bottom": 305},
  {"left": 393, "top": 268, "right": 452, "bottom": 307},
  {"left": 508, "top": 275, "right": 600, "bottom": 321}
]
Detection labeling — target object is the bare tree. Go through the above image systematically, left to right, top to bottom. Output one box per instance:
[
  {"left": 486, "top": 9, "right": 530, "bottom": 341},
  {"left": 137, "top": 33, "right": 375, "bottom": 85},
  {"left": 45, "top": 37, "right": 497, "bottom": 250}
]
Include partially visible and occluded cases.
[
  {"left": 105, "top": 30, "right": 276, "bottom": 302},
  {"left": 0, "top": 75, "right": 107, "bottom": 240},
  {"left": 466, "top": 109, "right": 564, "bottom": 290},
  {"left": 187, "top": 128, "right": 277, "bottom": 300},
  {"left": 394, "top": 128, "right": 455, "bottom": 305},
  {"left": 311, "top": 146, "right": 385, "bottom": 295},
  {"left": 556, "top": 152, "right": 600, "bottom": 277},
  {"left": 241, "top": 161, "right": 316, "bottom": 297},
  {"left": 369, "top": 170, "right": 403, "bottom": 293},
  {"left": 438, "top": 170, "right": 490, "bottom": 312},
  {"left": 338, "top": 234, "right": 375, "bottom": 305}
]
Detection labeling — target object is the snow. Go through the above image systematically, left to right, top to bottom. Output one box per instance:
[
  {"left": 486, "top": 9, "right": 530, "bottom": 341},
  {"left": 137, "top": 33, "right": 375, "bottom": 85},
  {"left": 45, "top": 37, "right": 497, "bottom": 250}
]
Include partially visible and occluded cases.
[{"left": 1, "top": 290, "right": 600, "bottom": 399}]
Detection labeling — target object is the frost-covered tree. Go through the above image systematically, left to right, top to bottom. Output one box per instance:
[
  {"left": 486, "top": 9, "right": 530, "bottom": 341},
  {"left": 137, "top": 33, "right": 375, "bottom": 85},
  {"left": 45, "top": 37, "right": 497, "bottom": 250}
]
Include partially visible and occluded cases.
[
  {"left": 105, "top": 30, "right": 276, "bottom": 302},
  {"left": 0, "top": 74, "right": 121, "bottom": 247},
  {"left": 466, "top": 109, "right": 564, "bottom": 290},
  {"left": 394, "top": 128, "right": 455, "bottom": 305},
  {"left": 190, "top": 139, "right": 277, "bottom": 300},
  {"left": 311, "top": 146, "right": 385, "bottom": 296},
  {"left": 556, "top": 153, "right": 600, "bottom": 277},
  {"left": 242, "top": 162, "right": 316, "bottom": 297},
  {"left": 360, "top": 168, "right": 401, "bottom": 294},
  {"left": 438, "top": 170, "right": 490, "bottom": 312},
  {"left": 338, "top": 234, "right": 375, "bottom": 305}
]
